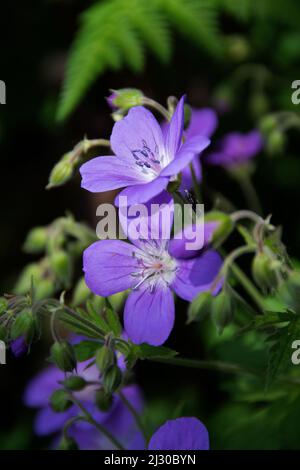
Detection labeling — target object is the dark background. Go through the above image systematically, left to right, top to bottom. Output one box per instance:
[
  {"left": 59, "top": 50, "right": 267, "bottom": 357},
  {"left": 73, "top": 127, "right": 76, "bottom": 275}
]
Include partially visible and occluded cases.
[{"left": 1, "top": 0, "right": 300, "bottom": 449}]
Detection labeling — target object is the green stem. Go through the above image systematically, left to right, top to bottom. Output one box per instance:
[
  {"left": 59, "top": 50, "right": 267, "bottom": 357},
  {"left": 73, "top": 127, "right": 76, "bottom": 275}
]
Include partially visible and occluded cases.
[
  {"left": 142, "top": 98, "right": 171, "bottom": 121},
  {"left": 189, "top": 163, "right": 202, "bottom": 202},
  {"left": 238, "top": 173, "right": 263, "bottom": 215},
  {"left": 230, "top": 261, "right": 266, "bottom": 312},
  {"left": 146, "top": 356, "right": 300, "bottom": 386},
  {"left": 119, "top": 391, "right": 148, "bottom": 441},
  {"left": 69, "top": 393, "right": 125, "bottom": 450}
]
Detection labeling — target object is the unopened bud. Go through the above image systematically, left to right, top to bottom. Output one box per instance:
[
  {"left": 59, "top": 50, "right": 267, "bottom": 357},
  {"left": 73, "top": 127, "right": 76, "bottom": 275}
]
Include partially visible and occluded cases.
[
  {"left": 226, "top": 35, "right": 250, "bottom": 62},
  {"left": 107, "top": 88, "right": 144, "bottom": 111},
  {"left": 259, "top": 115, "right": 277, "bottom": 135},
  {"left": 266, "top": 130, "right": 286, "bottom": 156},
  {"left": 47, "top": 153, "right": 74, "bottom": 189},
  {"left": 23, "top": 227, "right": 48, "bottom": 254},
  {"left": 49, "top": 250, "right": 71, "bottom": 285},
  {"left": 252, "top": 252, "right": 278, "bottom": 290},
  {"left": 187, "top": 291, "right": 212, "bottom": 324},
  {"left": 212, "top": 291, "right": 233, "bottom": 334},
  {"left": 11, "top": 309, "right": 37, "bottom": 344},
  {"left": 50, "top": 341, "right": 77, "bottom": 372},
  {"left": 96, "top": 345, "right": 115, "bottom": 374},
  {"left": 103, "top": 365, "right": 122, "bottom": 393},
  {"left": 63, "top": 375, "right": 86, "bottom": 391},
  {"left": 50, "top": 389, "right": 72, "bottom": 412},
  {"left": 95, "top": 389, "right": 113, "bottom": 412},
  {"left": 59, "top": 435, "right": 79, "bottom": 450}
]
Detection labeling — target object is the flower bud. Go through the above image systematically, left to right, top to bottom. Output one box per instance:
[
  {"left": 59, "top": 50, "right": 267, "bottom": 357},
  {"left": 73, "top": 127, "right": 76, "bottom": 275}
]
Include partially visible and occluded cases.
[
  {"left": 226, "top": 35, "right": 250, "bottom": 62},
  {"left": 107, "top": 88, "right": 144, "bottom": 111},
  {"left": 259, "top": 115, "right": 277, "bottom": 135},
  {"left": 266, "top": 130, "right": 286, "bottom": 156},
  {"left": 47, "top": 153, "right": 74, "bottom": 189},
  {"left": 204, "top": 211, "right": 233, "bottom": 247},
  {"left": 23, "top": 227, "right": 48, "bottom": 254},
  {"left": 49, "top": 250, "right": 71, "bottom": 285},
  {"left": 252, "top": 252, "right": 278, "bottom": 290},
  {"left": 14, "top": 263, "right": 43, "bottom": 295},
  {"left": 35, "top": 278, "right": 56, "bottom": 301},
  {"left": 187, "top": 291, "right": 213, "bottom": 324},
  {"left": 212, "top": 291, "right": 233, "bottom": 334},
  {"left": 0, "top": 297, "right": 8, "bottom": 316},
  {"left": 11, "top": 309, "right": 37, "bottom": 344},
  {"left": 11, "top": 335, "right": 28, "bottom": 357},
  {"left": 50, "top": 341, "right": 77, "bottom": 372},
  {"left": 96, "top": 345, "right": 115, "bottom": 374},
  {"left": 103, "top": 365, "right": 122, "bottom": 393},
  {"left": 63, "top": 375, "right": 86, "bottom": 391},
  {"left": 50, "top": 389, "right": 72, "bottom": 412},
  {"left": 95, "top": 389, "right": 113, "bottom": 412},
  {"left": 59, "top": 435, "right": 79, "bottom": 450}
]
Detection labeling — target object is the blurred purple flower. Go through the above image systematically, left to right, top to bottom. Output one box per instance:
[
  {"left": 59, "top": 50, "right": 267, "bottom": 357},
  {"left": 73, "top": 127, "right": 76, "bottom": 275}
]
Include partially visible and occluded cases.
[
  {"left": 80, "top": 96, "right": 210, "bottom": 206},
  {"left": 161, "top": 107, "right": 218, "bottom": 191},
  {"left": 206, "top": 130, "right": 263, "bottom": 168},
  {"left": 83, "top": 193, "right": 222, "bottom": 346},
  {"left": 11, "top": 335, "right": 28, "bottom": 357},
  {"left": 24, "top": 360, "right": 145, "bottom": 450},
  {"left": 148, "top": 417, "right": 209, "bottom": 450}
]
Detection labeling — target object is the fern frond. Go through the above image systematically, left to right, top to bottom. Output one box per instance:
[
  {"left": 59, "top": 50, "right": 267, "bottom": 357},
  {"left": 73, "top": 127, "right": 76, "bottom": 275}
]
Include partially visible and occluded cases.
[
  {"left": 57, "top": 0, "right": 223, "bottom": 121},
  {"left": 157, "top": 0, "right": 222, "bottom": 57}
]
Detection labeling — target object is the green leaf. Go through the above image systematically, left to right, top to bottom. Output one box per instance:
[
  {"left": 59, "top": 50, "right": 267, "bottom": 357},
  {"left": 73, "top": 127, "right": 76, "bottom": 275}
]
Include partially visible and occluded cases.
[
  {"left": 57, "top": 0, "right": 223, "bottom": 120},
  {"left": 103, "top": 299, "right": 122, "bottom": 337},
  {"left": 266, "top": 314, "right": 300, "bottom": 388},
  {"left": 74, "top": 340, "right": 102, "bottom": 361},
  {"left": 133, "top": 343, "right": 178, "bottom": 360}
]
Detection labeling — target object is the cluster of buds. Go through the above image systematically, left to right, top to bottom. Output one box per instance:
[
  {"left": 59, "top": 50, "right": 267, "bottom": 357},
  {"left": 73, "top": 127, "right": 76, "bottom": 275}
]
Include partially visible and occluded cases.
[
  {"left": 259, "top": 111, "right": 300, "bottom": 157},
  {"left": 14, "top": 215, "right": 95, "bottom": 301}
]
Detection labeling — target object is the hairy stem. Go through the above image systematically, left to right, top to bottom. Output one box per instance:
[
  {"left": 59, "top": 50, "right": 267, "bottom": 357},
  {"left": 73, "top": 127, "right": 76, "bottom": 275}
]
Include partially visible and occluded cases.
[{"left": 119, "top": 391, "right": 148, "bottom": 441}]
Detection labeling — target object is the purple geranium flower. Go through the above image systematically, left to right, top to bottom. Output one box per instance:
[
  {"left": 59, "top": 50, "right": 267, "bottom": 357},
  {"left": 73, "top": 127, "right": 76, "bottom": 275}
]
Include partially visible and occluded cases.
[
  {"left": 80, "top": 96, "right": 210, "bottom": 206},
  {"left": 161, "top": 107, "right": 218, "bottom": 191},
  {"left": 206, "top": 130, "right": 263, "bottom": 168},
  {"left": 83, "top": 193, "right": 222, "bottom": 346},
  {"left": 11, "top": 335, "right": 28, "bottom": 357},
  {"left": 24, "top": 360, "right": 144, "bottom": 450},
  {"left": 148, "top": 417, "right": 209, "bottom": 450}
]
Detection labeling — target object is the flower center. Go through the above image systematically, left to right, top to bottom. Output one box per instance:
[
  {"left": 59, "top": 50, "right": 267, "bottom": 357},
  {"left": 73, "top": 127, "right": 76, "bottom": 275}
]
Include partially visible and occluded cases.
[
  {"left": 131, "top": 139, "right": 163, "bottom": 179},
  {"left": 131, "top": 242, "right": 177, "bottom": 291}
]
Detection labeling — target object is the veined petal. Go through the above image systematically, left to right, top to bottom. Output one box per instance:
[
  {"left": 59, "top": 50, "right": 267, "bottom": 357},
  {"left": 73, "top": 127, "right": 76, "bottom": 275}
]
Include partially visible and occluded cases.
[
  {"left": 164, "top": 95, "right": 185, "bottom": 161},
  {"left": 111, "top": 106, "right": 165, "bottom": 165},
  {"left": 186, "top": 108, "right": 218, "bottom": 140},
  {"left": 160, "top": 136, "right": 210, "bottom": 177},
  {"left": 80, "top": 155, "right": 147, "bottom": 193},
  {"left": 180, "top": 157, "right": 202, "bottom": 191},
  {"left": 115, "top": 177, "right": 169, "bottom": 207},
  {"left": 119, "top": 191, "right": 174, "bottom": 247},
  {"left": 169, "top": 221, "right": 219, "bottom": 260},
  {"left": 83, "top": 240, "right": 138, "bottom": 297},
  {"left": 172, "top": 250, "right": 223, "bottom": 301},
  {"left": 124, "top": 287, "right": 175, "bottom": 346},
  {"left": 148, "top": 417, "right": 209, "bottom": 450}
]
